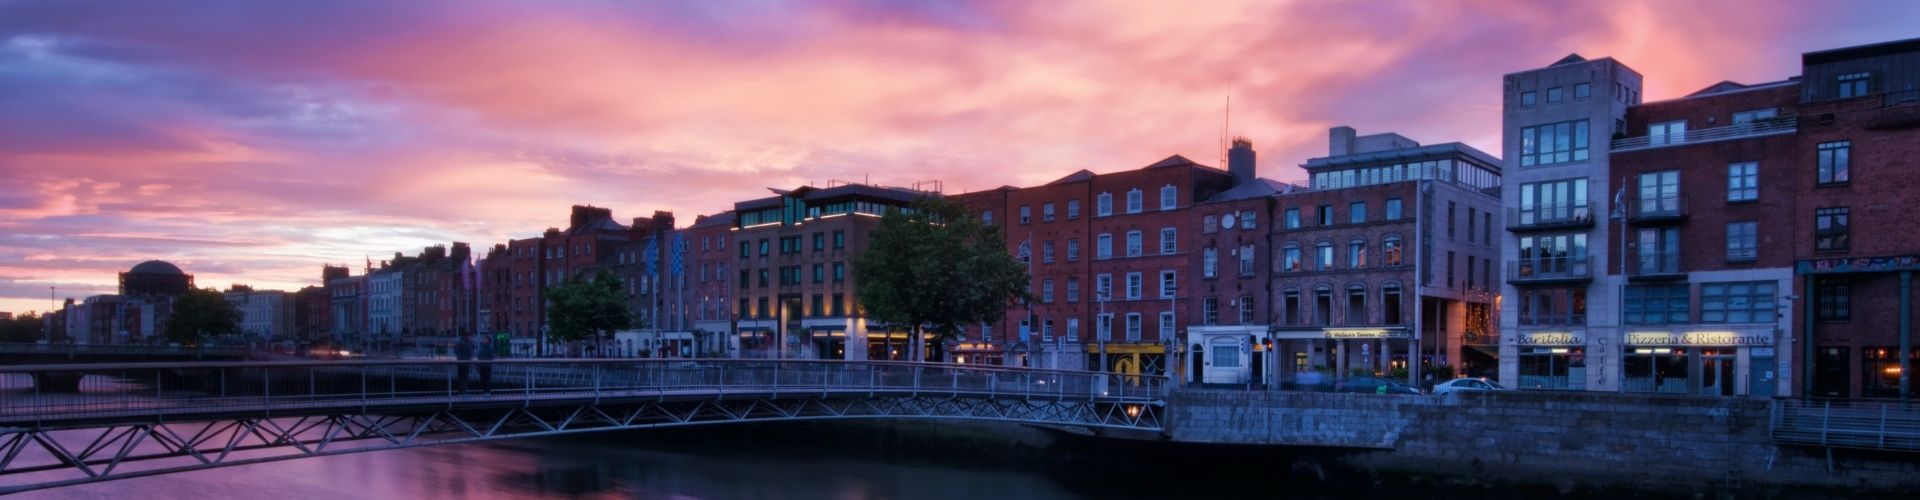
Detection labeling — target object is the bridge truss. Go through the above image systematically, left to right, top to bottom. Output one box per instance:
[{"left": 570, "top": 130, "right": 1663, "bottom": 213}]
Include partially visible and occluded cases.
[{"left": 0, "top": 359, "right": 1165, "bottom": 494}]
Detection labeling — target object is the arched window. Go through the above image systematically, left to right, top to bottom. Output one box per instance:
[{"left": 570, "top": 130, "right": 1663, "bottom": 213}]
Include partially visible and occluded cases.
[
  {"left": 1383, "top": 235, "right": 1404, "bottom": 266},
  {"left": 1348, "top": 238, "right": 1369, "bottom": 269},
  {"left": 1315, "top": 241, "right": 1335, "bottom": 271},
  {"left": 1281, "top": 243, "right": 1303, "bottom": 272},
  {"left": 1382, "top": 283, "right": 1405, "bottom": 324},
  {"left": 1346, "top": 284, "right": 1369, "bottom": 325}
]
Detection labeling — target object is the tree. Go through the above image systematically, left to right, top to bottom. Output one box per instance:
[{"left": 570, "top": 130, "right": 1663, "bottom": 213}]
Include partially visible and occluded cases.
[
  {"left": 853, "top": 196, "right": 1031, "bottom": 362},
  {"left": 544, "top": 270, "right": 631, "bottom": 355},
  {"left": 164, "top": 288, "right": 240, "bottom": 345},
  {"left": 0, "top": 312, "right": 43, "bottom": 343}
]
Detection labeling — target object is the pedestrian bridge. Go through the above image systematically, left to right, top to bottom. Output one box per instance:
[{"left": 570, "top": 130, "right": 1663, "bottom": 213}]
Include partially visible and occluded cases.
[{"left": 0, "top": 359, "right": 1165, "bottom": 494}]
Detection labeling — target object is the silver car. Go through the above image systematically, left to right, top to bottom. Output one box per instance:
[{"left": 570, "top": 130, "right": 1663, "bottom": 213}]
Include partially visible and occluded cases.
[{"left": 1432, "top": 377, "right": 1506, "bottom": 394}]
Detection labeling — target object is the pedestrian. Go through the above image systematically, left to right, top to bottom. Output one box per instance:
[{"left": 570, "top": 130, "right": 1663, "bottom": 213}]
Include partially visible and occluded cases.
[
  {"left": 454, "top": 332, "right": 475, "bottom": 395},
  {"left": 476, "top": 334, "right": 496, "bottom": 395}
]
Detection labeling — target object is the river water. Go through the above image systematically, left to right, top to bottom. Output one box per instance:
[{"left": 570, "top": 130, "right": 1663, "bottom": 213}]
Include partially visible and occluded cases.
[{"left": 10, "top": 421, "right": 1730, "bottom": 499}]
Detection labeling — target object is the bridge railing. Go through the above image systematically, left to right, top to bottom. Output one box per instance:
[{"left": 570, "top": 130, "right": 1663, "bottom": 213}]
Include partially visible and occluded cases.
[
  {"left": 0, "top": 342, "right": 251, "bottom": 358},
  {"left": 0, "top": 359, "right": 1165, "bottom": 425},
  {"left": 1771, "top": 398, "right": 1920, "bottom": 453}
]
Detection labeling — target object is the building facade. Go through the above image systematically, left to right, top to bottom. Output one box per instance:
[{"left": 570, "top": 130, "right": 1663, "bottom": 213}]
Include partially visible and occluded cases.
[
  {"left": 1271, "top": 128, "right": 1503, "bottom": 387},
  {"left": 224, "top": 286, "right": 294, "bottom": 341}
]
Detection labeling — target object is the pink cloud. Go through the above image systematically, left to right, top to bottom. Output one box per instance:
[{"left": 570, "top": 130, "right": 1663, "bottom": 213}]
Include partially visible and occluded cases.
[{"left": 0, "top": 0, "right": 1915, "bottom": 314}]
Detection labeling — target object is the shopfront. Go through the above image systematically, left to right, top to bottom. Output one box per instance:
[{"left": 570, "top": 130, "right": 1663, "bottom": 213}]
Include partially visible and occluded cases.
[
  {"left": 738, "top": 325, "right": 775, "bottom": 358},
  {"left": 806, "top": 326, "right": 847, "bottom": 360},
  {"left": 1185, "top": 326, "right": 1268, "bottom": 385},
  {"left": 1270, "top": 327, "right": 1410, "bottom": 384},
  {"left": 1622, "top": 328, "right": 1773, "bottom": 397},
  {"left": 1512, "top": 331, "right": 1587, "bottom": 390},
  {"left": 950, "top": 341, "right": 1006, "bottom": 366},
  {"left": 1084, "top": 343, "right": 1168, "bottom": 386}
]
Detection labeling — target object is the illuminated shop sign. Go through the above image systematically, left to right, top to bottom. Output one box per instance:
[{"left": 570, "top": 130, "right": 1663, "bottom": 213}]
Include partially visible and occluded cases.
[
  {"left": 1324, "top": 328, "right": 1409, "bottom": 339},
  {"left": 1625, "top": 331, "right": 1774, "bottom": 346},
  {"left": 1514, "top": 332, "right": 1586, "bottom": 346}
]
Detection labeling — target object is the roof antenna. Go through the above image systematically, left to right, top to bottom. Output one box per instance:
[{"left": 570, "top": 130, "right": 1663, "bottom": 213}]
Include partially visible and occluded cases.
[{"left": 1220, "top": 83, "right": 1232, "bottom": 168}]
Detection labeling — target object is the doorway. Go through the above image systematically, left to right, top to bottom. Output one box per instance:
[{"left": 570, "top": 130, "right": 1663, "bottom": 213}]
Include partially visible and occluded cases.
[
  {"left": 1814, "top": 347, "right": 1850, "bottom": 398},
  {"left": 1699, "top": 349, "right": 1735, "bottom": 396}
]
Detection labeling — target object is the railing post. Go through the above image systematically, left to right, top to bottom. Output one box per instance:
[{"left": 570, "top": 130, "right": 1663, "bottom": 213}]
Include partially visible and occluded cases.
[
  {"left": 593, "top": 364, "right": 601, "bottom": 400},
  {"left": 1821, "top": 401, "right": 1831, "bottom": 446},
  {"left": 1882, "top": 404, "right": 1889, "bottom": 449}
]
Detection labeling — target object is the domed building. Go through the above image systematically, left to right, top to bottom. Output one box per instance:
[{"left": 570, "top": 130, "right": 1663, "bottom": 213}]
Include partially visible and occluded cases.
[{"left": 119, "top": 260, "right": 194, "bottom": 296}]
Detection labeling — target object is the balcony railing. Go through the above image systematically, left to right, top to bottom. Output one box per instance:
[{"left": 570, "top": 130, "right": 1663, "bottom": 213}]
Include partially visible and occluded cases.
[
  {"left": 1610, "top": 117, "right": 1797, "bottom": 152},
  {"left": 1629, "top": 194, "right": 1687, "bottom": 223},
  {"left": 1507, "top": 203, "right": 1595, "bottom": 232},
  {"left": 1727, "top": 246, "right": 1758, "bottom": 262},
  {"left": 1631, "top": 250, "right": 1684, "bottom": 280},
  {"left": 1507, "top": 257, "right": 1593, "bottom": 285},
  {"left": 1517, "top": 315, "right": 1587, "bottom": 327}
]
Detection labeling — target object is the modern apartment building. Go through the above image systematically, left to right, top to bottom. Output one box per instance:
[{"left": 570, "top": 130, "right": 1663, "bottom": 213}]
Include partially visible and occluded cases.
[
  {"left": 1499, "top": 54, "right": 1643, "bottom": 392},
  {"left": 1271, "top": 127, "right": 1503, "bottom": 386}
]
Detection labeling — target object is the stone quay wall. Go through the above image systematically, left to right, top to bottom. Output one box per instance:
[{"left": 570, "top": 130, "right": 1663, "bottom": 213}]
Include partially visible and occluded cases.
[{"left": 1167, "top": 389, "right": 1920, "bottom": 492}]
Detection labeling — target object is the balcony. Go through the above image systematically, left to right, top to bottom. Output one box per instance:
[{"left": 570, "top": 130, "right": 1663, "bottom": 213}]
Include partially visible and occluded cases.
[
  {"left": 1610, "top": 117, "right": 1796, "bottom": 152},
  {"left": 1628, "top": 195, "right": 1687, "bottom": 224},
  {"left": 1507, "top": 203, "right": 1595, "bottom": 232},
  {"left": 1629, "top": 250, "right": 1685, "bottom": 281},
  {"left": 1507, "top": 257, "right": 1592, "bottom": 286}
]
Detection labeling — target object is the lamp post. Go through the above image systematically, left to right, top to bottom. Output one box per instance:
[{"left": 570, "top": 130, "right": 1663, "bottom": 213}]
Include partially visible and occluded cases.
[
  {"left": 1166, "top": 283, "right": 1177, "bottom": 385},
  {"left": 1097, "top": 291, "right": 1109, "bottom": 374}
]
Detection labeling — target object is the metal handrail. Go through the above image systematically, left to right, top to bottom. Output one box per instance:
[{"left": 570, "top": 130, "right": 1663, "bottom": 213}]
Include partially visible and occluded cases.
[
  {"left": 1611, "top": 117, "right": 1797, "bottom": 151},
  {"left": 0, "top": 359, "right": 1167, "bottom": 425},
  {"left": 1770, "top": 399, "right": 1920, "bottom": 453}
]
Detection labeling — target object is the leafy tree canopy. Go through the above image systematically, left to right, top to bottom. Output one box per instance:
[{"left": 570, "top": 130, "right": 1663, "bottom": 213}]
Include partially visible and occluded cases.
[
  {"left": 853, "top": 196, "right": 1031, "bottom": 361},
  {"left": 544, "top": 269, "right": 632, "bottom": 344},
  {"left": 165, "top": 287, "right": 240, "bottom": 345}
]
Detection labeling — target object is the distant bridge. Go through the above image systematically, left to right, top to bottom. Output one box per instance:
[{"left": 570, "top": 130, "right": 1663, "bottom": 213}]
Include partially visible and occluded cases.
[
  {"left": 0, "top": 343, "right": 251, "bottom": 365},
  {"left": 0, "top": 359, "right": 1165, "bottom": 494}
]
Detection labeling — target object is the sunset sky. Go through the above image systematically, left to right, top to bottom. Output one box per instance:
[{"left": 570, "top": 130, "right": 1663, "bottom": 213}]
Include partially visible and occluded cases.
[{"left": 2, "top": 0, "right": 1917, "bottom": 314}]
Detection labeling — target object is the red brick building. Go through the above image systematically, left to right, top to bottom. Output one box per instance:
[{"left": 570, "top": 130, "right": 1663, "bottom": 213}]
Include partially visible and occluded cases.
[
  {"left": 484, "top": 205, "right": 658, "bottom": 354},
  {"left": 685, "top": 212, "right": 737, "bottom": 355}
]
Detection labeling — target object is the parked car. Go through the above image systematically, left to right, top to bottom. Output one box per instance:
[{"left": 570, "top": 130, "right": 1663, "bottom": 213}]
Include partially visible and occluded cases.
[
  {"left": 1335, "top": 376, "right": 1422, "bottom": 395},
  {"left": 1431, "top": 377, "right": 1507, "bottom": 394}
]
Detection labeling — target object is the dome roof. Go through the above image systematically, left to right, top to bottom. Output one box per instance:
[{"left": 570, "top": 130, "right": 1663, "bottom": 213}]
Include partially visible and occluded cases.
[{"left": 129, "top": 260, "right": 185, "bottom": 276}]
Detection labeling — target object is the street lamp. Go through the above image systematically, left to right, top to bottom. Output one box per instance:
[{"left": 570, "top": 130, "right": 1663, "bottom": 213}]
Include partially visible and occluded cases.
[{"left": 1097, "top": 290, "right": 1109, "bottom": 374}]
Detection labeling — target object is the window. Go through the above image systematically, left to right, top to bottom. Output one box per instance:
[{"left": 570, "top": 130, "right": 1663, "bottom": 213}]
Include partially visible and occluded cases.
[
  {"left": 1837, "top": 72, "right": 1869, "bottom": 98},
  {"left": 1574, "top": 82, "right": 1590, "bottom": 99},
  {"left": 1546, "top": 86, "right": 1563, "bottom": 103},
  {"left": 1520, "top": 90, "right": 1536, "bottom": 107},
  {"left": 1732, "top": 108, "right": 1777, "bottom": 124},
  {"left": 1519, "top": 120, "right": 1590, "bottom": 166},
  {"left": 1817, "top": 141, "right": 1850, "bottom": 185},
  {"left": 1727, "top": 162, "right": 1758, "bottom": 202},
  {"left": 1638, "top": 171, "right": 1680, "bottom": 216},
  {"left": 1517, "top": 178, "right": 1589, "bottom": 226},
  {"left": 1160, "top": 185, "right": 1177, "bottom": 210},
  {"left": 1126, "top": 189, "right": 1143, "bottom": 214},
  {"left": 1096, "top": 192, "right": 1113, "bottom": 216},
  {"left": 1385, "top": 198, "right": 1402, "bottom": 220},
  {"left": 1067, "top": 200, "right": 1080, "bottom": 219},
  {"left": 1447, "top": 201, "right": 1457, "bottom": 239},
  {"left": 1042, "top": 202, "right": 1055, "bottom": 222},
  {"left": 1350, "top": 202, "right": 1367, "bottom": 224},
  {"left": 1317, "top": 205, "right": 1333, "bottom": 226},
  {"left": 1019, "top": 206, "right": 1031, "bottom": 224},
  {"left": 1815, "top": 207, "right": 1849, "bottom": 251},
  {"left": 1284, "top": 208, "right": 1301, "bottom": 229},
  {"left": 1467, "top": 208, "right": 1477, "bottom": 243},
  {"left": 981, "top": 210, "right": 993, "bottom": 226},
  {"left": 1241, "top": 210, "right": 1255, "bottom": 229},
  {"left": 1483, "top": 212, "right": 1492, "bottom": 246},
  {"left": 1203, "top": 215, "right": 1217, "bottom": 234},
  {"left": 1726, "top": 222, "right": 1757, "bottom": 262},
  {"left": 1159, "top": 228, "right": 1177, "bottom": 254},
  {"left": 1636, "top": 228, "right": 1680, "bottom": 275},
  {"left": 833, "top": 230, "right": 845, "bottom": 249},
  {"left": 1126, "top": 231, "right": 1143, "bottom": 257},
  {"left": 1516, "top": 233, "right": 1589, "bottom": 277},
  {"left": 1097, "top": 234, "right": 1113, "bottom": 259},
  {"left": 1383, "top": 236, "right": 1403, "bottom": 266},
  {"left": 1067, "top": 238, "right": 1081, "bottom": 261},
  {"left": 759, "top": 239, "right": 770, "bottom": 256},
  {"left": 1042, "top": 240, "right": 1055, "bottom": 264},
  {"left": 1349, "top": 240, "right": 1367, "bottom": 269},
  {"left": 739, "top": 241, "right": 750, "bottom": 258},
  {"left": 1315, "top": 242, "right": 1334, "bottom": 271},
  {"left": 1238, "top": 244, "right": 1255, "bottom": 276},
  {"left": 1281, "top": 244, "right": 1302, "bottom": 272},
  {"left": 1202, "top": 247, "right": 1218, "bottom": 278},
  {"left": 1446, "top": 251, "right": 1456, "bottom": 288},
  {"left": 1466, "top": 257, "right": 1475, "bottom": 290},
  {"left": 833, "top": 262, "right": 845, "bottom": 282},
  {"left": 813, "top": 263, "right": 824, "bottom": 283},
  {"left": 739, "top": 269, "right": 750, "bottom": 289},
  {"left": 758, "top": 269, "right": 769, "bottom": 287},
  {"left": 1159, "top": 270, "right": 1177, "bottom": 298},
  {"left": 1125, "top": 272, "right": 1142, "bottom": 300},
  {"left": 1095, "top": 274, "right": 1113, "bottom": 301},
  {"left": 1067, "top": 278, "right": 1080, "bottom": 302},
  {"left": 1041, "top": 279, "right": 1054, "bottom": 304},
  {"left": 1817, "top": 279, "right": 1851, "bottom": 321},
  {"left": 1700, "top": 281, "right": 1776, "bottom": 324},
  {"left": 1625, "top": 284, "right": 1689, "bottom": 325},
  {"left": 1346, "top": 285, "right": 1367, "bottom": 325},
  {"left": 1383, "top": 286, "right": 1403, "bottom": 324},
  {"left": 1313, "top": 287, "right": 1333, "bottom": 326},
  {"left": 1518, "top": 287, "right": 1587, "bottom": 326},
  {"left": 1282, "top": 290, "right": 1301, "bottom": 325},
  {"left": 810, "top": 294, "right": 823, "bottom": 317},
  {"left": 1238, "top": 295, "right": 1255, "bottom": 324},
  {"left": 1201, "top": 297, "right": 1219, "bottom": 326},
  {"left": 1159, "top": 312, "right": 1175, "bottom": 338},
  {"left": 1125, "top": 313, "right": 1142, "bottom": 342},
  {"left": 1097, "top": 314, "right": 1113, "bottom": 341},
  {"left": 1065, "top": 318, "right": 1080, "bottom": 342},
  {"left": 1041, "top": 319, "right": 1054, "bottom": 342}
]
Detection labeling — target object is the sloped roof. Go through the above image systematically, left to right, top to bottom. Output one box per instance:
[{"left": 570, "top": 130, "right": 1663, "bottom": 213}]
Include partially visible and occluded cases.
[
  {"left": 1551, "top": 53, "right": 1587, "bottom": 66},
  {"left": 1686, "top": 80, "right": 1747, "bottom": 97},
  {"left": 1143, "top": 154, "right": 1197, "bottom": 169},
  {"left": 1047, "top": 169, "right": 1095, "bottom": 185},
  {"left": 1204, "top": 178, "right": 1289, "bottom": 203}
]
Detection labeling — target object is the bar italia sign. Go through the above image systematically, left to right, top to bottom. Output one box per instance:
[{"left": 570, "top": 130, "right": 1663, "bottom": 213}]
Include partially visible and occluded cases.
[
  {"left": 1626, "top": 331, "right": 1774, "bottom": 346},
  {"left": 1514, "top": 332, "right": 1585, "bottom": 346}
]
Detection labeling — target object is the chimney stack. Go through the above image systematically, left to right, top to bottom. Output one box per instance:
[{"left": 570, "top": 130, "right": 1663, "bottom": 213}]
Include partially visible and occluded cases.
[{"left": 1228, "top": 137, "right": 1256, "bottom": 185}]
